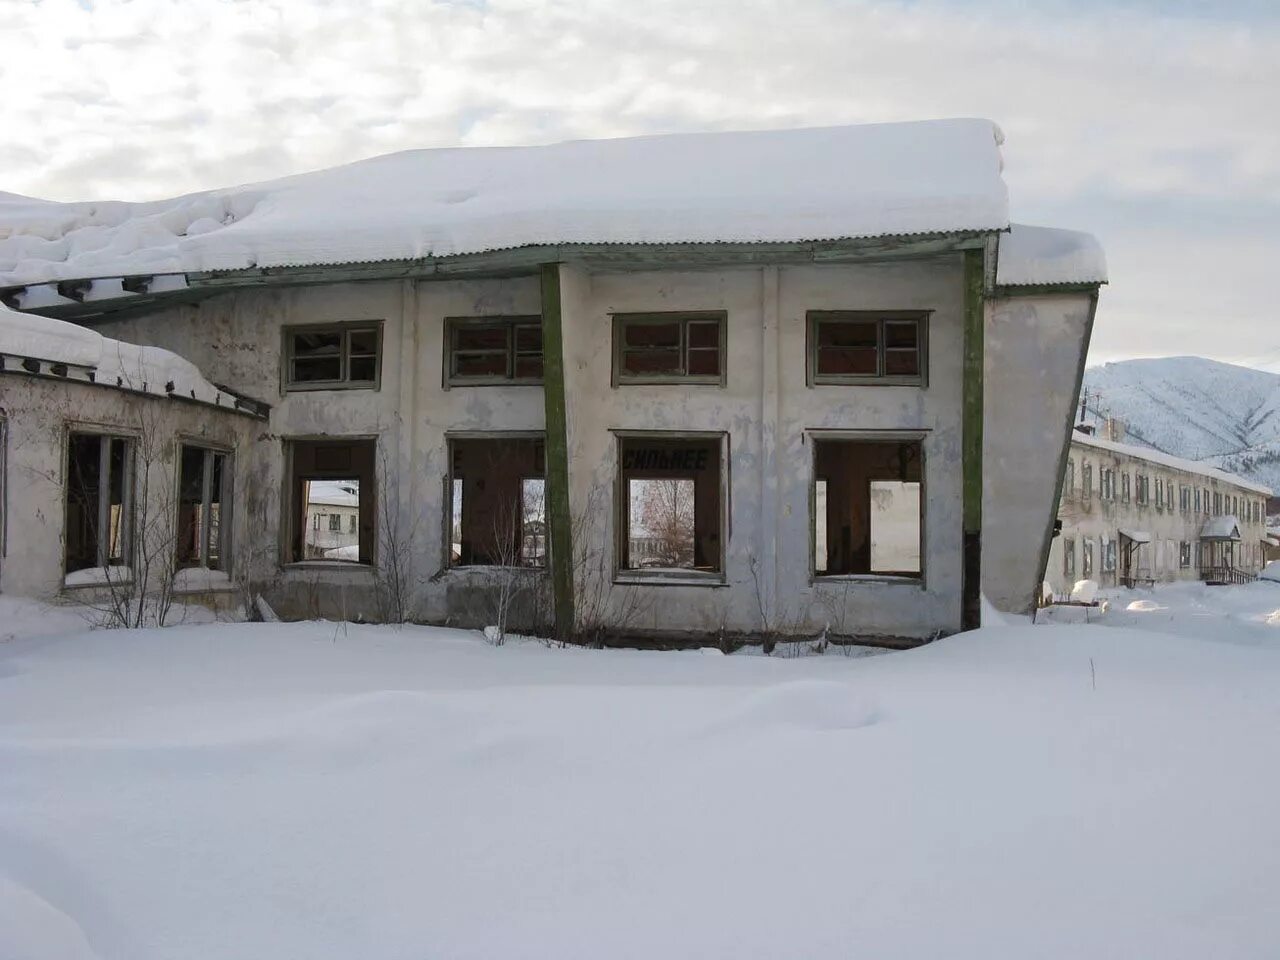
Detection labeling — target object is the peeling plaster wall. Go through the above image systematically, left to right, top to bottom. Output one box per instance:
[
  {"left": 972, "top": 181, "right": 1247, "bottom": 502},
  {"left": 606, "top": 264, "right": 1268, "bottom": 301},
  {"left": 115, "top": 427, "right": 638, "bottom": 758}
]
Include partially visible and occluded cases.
[
  {"left": 83, "top": 256, "right": 1077, "bottom": 637},
  {"left": 982, "top": 292, "right": 1093, "bottom": 615},
  {"left": 0, "top": 374, "right": 259, "bottom": 604}
]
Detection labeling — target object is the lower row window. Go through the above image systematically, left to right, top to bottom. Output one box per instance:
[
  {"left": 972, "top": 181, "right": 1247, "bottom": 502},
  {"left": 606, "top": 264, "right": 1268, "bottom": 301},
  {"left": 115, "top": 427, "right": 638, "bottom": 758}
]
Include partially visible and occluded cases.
[
  {"left": 65, "top": 432, "right": 133, "bottom": 575},
  {"left": 619, "top": 435, "right": 722, "bottom": 573},
  {"left": 448, "top": 436, "right": 547, "bottom": 567},
  {"left": 813, "top": 437, "right": 922, "bottom": 577},
  {"left": 290, "top": 439, "right": 375, "bottom": 563}
]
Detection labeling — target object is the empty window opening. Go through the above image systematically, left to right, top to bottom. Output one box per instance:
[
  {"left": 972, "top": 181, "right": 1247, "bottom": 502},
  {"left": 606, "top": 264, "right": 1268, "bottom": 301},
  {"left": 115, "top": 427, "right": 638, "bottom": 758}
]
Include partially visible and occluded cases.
[
  {"left": 808, "top": 312, "right": 927, "bottom": 385},
  {"left": 614, "top": 313, "right": 725, "bottom": 383},
  {"left": 446, "top": 318, "right": 543, "bottom": 385},
  {"left": 285, "top": 324, "right": 381, "bottom": 389},
  {"left": 65, "top": 433, "right": 134, "bottom": 575},
  {"left": 619, "top": 436, "right": 722, "bottom": 573},
  {"left": 448, "top": 437, "right": 546, "bottom": 566},
  {"left": 813, "top": 438, "right": 922, "bottom": 578},
  {"left": 288, "top": 439, "right": 375, "bottom": 563},
  {"left": 177, "top": 445, "right": 229, "bottom": 571}
]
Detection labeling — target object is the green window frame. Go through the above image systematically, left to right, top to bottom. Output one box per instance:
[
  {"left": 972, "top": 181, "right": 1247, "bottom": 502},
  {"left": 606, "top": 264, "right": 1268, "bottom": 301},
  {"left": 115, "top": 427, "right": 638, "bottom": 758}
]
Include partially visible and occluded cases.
[
  {"left": 806, "top": 311, "right": 928, "bottom": 386},
  {"left": 612, "top": 312, "right": 726, "bottom": 386},
  {"left": 445, "top": 316, "right": 543, "bottom": 386},
  {"left": 283, "top": 322, "right": 382, "bottom": 392}
]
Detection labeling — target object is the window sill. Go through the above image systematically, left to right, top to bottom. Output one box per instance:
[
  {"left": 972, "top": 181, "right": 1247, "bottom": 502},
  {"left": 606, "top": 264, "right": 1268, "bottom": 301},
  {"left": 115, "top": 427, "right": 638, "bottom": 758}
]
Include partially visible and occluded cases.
[
  {"left": 615, "top": 377, "right": 724, "bottom": 387},
  {"left": 809, "top": 377, "right": 925, "bottom": 388},
  {"left": 445, "top": 379, "right": 544, "bottom": 388},
  {"left": 284, "top": 382, "right": 379, "bottom": 393},
  {"left": 281, "top": 561, "right": 375, "bottom": 576},
  {"left": 445, "top": 564, "right": 548, "bottom": 574},
  {"left": 613, "top": 571, "right": 727, "bottom": 588},
  {"left": 812, "top": 573, "right": 924, "bottom": 586}
]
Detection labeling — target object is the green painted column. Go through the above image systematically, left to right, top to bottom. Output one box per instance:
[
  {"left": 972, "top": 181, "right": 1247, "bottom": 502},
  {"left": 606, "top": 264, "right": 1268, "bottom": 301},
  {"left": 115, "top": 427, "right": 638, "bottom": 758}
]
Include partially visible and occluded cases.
[
  {"left": 962, "top": 247, "right": 985, "bottom": 631},
  {"left": 540, "top": 262, "right": 576, "bottom": 639}
]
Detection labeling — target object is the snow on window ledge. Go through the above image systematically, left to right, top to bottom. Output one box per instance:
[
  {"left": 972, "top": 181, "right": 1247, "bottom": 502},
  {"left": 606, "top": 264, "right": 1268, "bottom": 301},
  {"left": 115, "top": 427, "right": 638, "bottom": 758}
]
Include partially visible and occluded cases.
[
  {"left": 281, "top": 561, "right": 375, "bottom": 577},
  {"left": 63, "top": 566, "right": 133, "bottom": 588},
  {"left": 172, "top": 568, "right": 235, "bottom": 594},
  {"left": 613, "top": 570, "right": 728, "bottom": 588},
  {"left": 811, "top": 573, "right": 924, "bottom": 587}
]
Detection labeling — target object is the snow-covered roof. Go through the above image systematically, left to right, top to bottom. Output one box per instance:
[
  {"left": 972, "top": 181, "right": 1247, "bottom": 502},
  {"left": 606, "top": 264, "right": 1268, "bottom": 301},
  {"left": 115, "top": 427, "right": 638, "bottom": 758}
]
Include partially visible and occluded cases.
[
  {"left": 0, "top": 120, "right": 1010, "bottom": 286},
  {"left": 997, "top": 224, "right": 1107, "bottom": 287},
  {"left": 0, "top": 302, "right": 232, "bottom": 406},
  {"left": 1072, "top": 429, "right": 1273, "bottom": 497},
  {"left": 305, "top": 480, "right": 360, "bottom": 508},
  {"left": 1200, "top": 516, "right": 1242, "bottom": 540}
]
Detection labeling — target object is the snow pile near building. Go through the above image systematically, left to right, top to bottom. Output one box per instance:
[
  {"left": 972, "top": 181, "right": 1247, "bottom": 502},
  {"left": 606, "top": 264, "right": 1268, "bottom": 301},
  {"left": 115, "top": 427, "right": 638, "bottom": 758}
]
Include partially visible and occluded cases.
[
  {"left": 0, "top": 119, "right": 1011, "bottom": 286},
  {"left": 996, "top": 223, "right": 1108, "bottom": 286},
  {"left": 0, "top": 303, "right": 226, "bottom": 404},
  {"left": 3, "top": 607, "right": 1280, "bottom": 959}
]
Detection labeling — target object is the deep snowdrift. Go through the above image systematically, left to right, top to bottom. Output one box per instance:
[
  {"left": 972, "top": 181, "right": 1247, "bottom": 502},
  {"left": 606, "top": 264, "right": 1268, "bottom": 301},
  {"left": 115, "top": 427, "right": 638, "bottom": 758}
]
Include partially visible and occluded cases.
[{"left": 2, "top": 597, "right": 1280, "bottom": 959}]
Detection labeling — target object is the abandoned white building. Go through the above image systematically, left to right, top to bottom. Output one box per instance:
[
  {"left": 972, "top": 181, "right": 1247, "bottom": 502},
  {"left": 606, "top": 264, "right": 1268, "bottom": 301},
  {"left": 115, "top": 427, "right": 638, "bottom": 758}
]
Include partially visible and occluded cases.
[
  {"left": 0, "top": 119, "right": 1106, "bottom": 641},
  {"left": 1047, "top": 424, "right": 1272, "bottom": 591}
]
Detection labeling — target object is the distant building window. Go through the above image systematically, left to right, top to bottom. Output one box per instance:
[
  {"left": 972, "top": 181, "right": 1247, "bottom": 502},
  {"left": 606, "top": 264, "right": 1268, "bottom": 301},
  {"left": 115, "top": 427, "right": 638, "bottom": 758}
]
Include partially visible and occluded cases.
[
  {"left": 807, "top": 312, "right": 927, "bottom": 385},
  {"left": 613, "top": 313, "right": 726, "bottom": 385},
  {"left": 446, "top": 317, "right": 543, "bottom": 385},
  {"left": 284, "top": 323, "right": 381, "bottom": 390},
  {"left": 65, "top": 433, "right": 134, "bottom": 577},
  {"left": 177, "top": 445, "right": 230, "bottom": 572},
  {"left": 1064, "top": 458, "right": 1074, "bottom": 495},
  {"left": 1081, "top": 463, "right": 1092, "bottom": 501},
  {"left": 1100, "top": 468, "right": 1114, "bottom": 501},
  {"left": 1121, "top": 472, "right": 1130, "bottom": 504},
  {"left": 1155, "top": 477, "right": 1164, "bottom": 509},
  {"left": 1168, "top": 484, "right": 1175, "bottom": 511},
  {"left": 1194, "top": 487, "right": 1201, "bottom": 513},
  {"left": 1213, "top": 491, "right": 1222, "bottom": 515},
  {"left": 328, "top": 514, "right": 341, "bottom": 532},
  {"left": 349, "top": 514, "right": 357, "bottom": 534},
  {"left": 1063, "top": 538, "right": 1076, "bottom": 578},
  {"left": 1102, "top": 538, "right": 1116, "bottom": 572},
  {"left": 1082, "top": 539, "right": 1094, "bottom": 577},
  {"left": 1180, "top": 541, "right": 1192, "bottom": 568}
]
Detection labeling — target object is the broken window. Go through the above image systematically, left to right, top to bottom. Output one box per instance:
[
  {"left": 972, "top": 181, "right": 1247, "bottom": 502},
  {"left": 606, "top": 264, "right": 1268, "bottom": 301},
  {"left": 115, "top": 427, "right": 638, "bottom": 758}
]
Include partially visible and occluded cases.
[
  {"left": 808, "top": 312, "right": 927, "bottom": 385},
  {"left": 613, "top": 313, "right": 725, "bottom": 384},
  {"left": 446, "top": 317, "right": 543, "bottom": 385},
  {"left": 284, "top": 323, "right": 381, "bottom": 389},
  {"left": 65, "top": 432, "right": 134, "bottom": 575},
  {"left": 618, "top": 435, "right": 723, "bottom": 574},
  {"left": 448, "top": 436, "right": 546, "bottom": 566},
  {"left": 812, "top": 437, "right": 922, "bottom": 578},
  {"left": 288, "top": 439, "right": 375, "bottom": 563},
  {"left": 177, "top": 444, "right": 229, "bottom": 571}
]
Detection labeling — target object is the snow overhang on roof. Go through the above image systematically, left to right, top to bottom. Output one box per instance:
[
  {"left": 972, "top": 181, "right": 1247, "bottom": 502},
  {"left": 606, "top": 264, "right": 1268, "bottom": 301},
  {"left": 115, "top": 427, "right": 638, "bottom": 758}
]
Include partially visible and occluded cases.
[
  {"left": 0, "top": 119, "right": 1010, "bottom": 287},
  {"left": 996, "top": 224, "right": 1107, "bottom": 288},
  {"left": 0, "top": 303, "right": 267, "bottom": 416},
  {"left": 1071, "top": 431, "right": 1273, "bottom": 497},
  {"left": 1118, "top": 529, "right": 1151, "bottom": 544}
]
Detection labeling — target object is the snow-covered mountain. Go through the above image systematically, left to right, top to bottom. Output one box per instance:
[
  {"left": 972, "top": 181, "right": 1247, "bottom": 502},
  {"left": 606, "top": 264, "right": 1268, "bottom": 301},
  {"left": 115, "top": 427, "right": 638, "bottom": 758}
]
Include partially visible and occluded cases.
[{"left": 1080, "top": 357, "right": 1280, "bottom": 495}]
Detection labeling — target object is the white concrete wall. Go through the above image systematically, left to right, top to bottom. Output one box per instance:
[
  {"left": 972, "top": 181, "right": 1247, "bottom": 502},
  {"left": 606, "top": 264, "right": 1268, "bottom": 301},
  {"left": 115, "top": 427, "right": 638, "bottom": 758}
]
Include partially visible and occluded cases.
[
  {"left": 81, "top": 253, "right": 1074, "bottom": 637},
  {"left": 982, "top": 292, "right": 1094, "bottom": 613},
  {"left": 0, "top": 374, "right": 258, "bottom": 606}
]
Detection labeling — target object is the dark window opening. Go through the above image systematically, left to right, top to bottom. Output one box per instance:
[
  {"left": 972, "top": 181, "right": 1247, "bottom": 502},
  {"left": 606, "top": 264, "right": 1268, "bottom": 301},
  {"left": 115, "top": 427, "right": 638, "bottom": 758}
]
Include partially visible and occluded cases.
[
  {"left": 808, "top": 312, "right": 927, "bottom": 385},
  {"left": 614, "top": 313, "right": 725, "bottom": 384},
  {"left": 446, "top": 317, "right": 543, "bottom": 385},
  {"left": 285, "top": 324, "right": 382, "bottom": 389},
  {"left": 65, "top": 433, "right": 133, "bottom": 575},
  {"left": 619, "top": 435, "right": 722, "bottom": 573},
  {"left": 449, "top": 437, "right": 546, "bottom": 567},
  {"left": 813, "top": 437, "right": 922, "bottom": 578},
  {"left": 288, "top": 440, "right": 375, "bottom": 563},
  {"left": 177, "top": 445, "right": 229, "bottom": 571}
]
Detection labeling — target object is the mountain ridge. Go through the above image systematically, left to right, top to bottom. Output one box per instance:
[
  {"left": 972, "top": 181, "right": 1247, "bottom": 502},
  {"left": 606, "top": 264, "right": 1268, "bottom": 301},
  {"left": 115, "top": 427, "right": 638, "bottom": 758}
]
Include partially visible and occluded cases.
[{"left": 1080, "top": 356, "right": 1280, "bottom": 495}]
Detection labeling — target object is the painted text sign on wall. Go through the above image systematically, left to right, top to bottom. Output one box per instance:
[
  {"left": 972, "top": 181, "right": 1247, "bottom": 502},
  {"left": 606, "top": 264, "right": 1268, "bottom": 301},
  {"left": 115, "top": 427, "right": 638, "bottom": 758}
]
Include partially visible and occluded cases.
[{"left": 622, "top": 448, "right": 710, "bottom": 472}]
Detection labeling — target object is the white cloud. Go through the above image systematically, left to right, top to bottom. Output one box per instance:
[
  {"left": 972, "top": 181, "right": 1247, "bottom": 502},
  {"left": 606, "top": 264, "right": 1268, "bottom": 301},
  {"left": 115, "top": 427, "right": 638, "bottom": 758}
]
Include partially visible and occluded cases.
[{"left": 1, "top": 0, "right": 1276, "bottom": 366}]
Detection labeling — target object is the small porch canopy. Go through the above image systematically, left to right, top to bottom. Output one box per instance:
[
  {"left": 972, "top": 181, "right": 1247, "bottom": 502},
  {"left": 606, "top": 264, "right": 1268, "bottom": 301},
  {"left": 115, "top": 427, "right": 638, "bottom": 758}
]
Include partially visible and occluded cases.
[
  {"left": 1200, "top": 516, "right": 1242, "bottom": 541},
  {"left": 1118, "top": 529, "right": 1151, "bottom": 544}
]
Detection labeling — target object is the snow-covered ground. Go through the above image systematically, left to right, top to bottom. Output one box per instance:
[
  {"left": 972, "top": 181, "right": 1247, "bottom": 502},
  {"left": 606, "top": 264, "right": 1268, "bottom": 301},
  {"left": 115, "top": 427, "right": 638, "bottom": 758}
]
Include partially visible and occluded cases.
[{"left": 2, "top": 583, "right": 1280, "bottom": 959}]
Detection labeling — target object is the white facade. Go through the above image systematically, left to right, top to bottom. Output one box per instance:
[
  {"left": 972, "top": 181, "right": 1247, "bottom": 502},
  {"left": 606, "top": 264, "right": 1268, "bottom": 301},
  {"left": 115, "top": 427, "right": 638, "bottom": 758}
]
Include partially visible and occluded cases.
[{"left": 1047, "top": 428, "right": 1272, "bottom": 593}]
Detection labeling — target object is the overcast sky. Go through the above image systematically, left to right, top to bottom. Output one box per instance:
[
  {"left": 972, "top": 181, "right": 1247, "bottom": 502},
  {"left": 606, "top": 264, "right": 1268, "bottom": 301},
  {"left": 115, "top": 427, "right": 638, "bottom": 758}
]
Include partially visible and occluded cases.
[{"left": 3, "top": 0, "right": 1276, "bottom": 371}]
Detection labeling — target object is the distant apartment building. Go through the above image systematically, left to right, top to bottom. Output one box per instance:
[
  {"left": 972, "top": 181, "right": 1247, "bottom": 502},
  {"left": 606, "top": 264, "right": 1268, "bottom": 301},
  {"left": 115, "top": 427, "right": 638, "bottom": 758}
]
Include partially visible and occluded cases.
[{"left": 1048, "top": 423, "right": 1272, "bottom": 591}]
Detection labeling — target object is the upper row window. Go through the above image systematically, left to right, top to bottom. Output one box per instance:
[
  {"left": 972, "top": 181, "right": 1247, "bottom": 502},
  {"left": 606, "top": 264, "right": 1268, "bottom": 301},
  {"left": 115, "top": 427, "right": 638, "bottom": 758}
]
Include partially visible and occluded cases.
[
  {"left": 284, "top": 309, "right": 930, "bottom": 393},
  {"left": 808, "top": 312, "right": 927, "bottom": 386},
  {"left": 613, "top": 313, "right": 725, "bottom": 385},
  {"left": 285, "top": 323, "right": 381, "bottom": 390}
]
